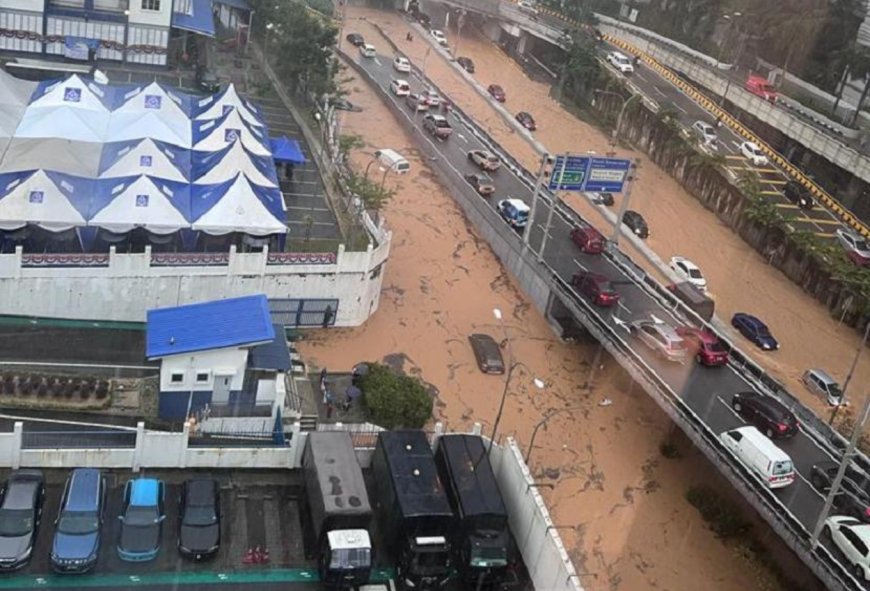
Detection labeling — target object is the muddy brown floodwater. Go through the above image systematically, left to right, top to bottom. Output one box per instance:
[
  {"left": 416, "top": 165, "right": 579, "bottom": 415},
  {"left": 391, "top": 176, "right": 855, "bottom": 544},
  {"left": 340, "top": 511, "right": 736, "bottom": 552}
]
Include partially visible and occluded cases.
[{"left": 294, "top": 10, "right": 830, "bottom": 590}]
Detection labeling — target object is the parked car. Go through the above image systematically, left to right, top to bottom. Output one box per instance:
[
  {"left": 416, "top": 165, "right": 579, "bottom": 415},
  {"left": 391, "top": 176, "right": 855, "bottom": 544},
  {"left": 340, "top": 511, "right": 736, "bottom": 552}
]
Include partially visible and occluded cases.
[
  {"left": 518, "top": 0, "right": 539, "bottom": 16},
  {"left": 430, "top": 29, "right": 448, "bottom": 46},
  {"left": 346, "top": 33, "right": 365, "bottom": 47},
  {"left": 359, "top": 43, "right": 377, "bottom": 58},
  {"left": 606, "top": 51, "right": 634, "bottom": 74},
  {"left": 393, "top": 56, "right": 411, "bottom": 73},
  {"left": 457, "top": 56, "right": 475, "bottom": 73},
  {"left": 194, "top": 66, "right": 220, "bottom": 94},
  {"left": 745, "top": 74, "right": 778, "bottom": 103},
  {"left": 389, "top": 79, "right": 411, "bottom": 97},
  {"left": 487, "top": 84, "right": 506, "bottom": 102},
  {"left": 422, "top": 89, "right": 441, "bottom": 107},
  {"left": 405, "top": 93, "right": 429, "bottom": 112},
  {"left": 515, "top": 111, "right": 536, "bottom": 131},
  {"left": 423, "top": 114, "right": 452, "bottom": 139},
  {"left": 691, "top": 120, "right": 718, "bottom": 149},
  {"left": 739, "top": 141, "right": 768, "bottom": 166},
  {"left": 468, "top": 149, "right": 501, "bottom": 171},
  {"left": 464, "top": 173, "right": 495, "bottom": 196},
  {"left": 783, "top": 180, "right": 814, "bottom": 210},
  {"left": 591, "top": 192, "right": 614, "bottom": 206},
  {"left": 497, "top": 198, "right": 530, "bottom": 229},
  {"left": 622, "top": 210, "right": 649, "bottom": 239},
  {"left": 570, "top": 226, "right": 605, "bottom": 254},
  {"left": 837, "top": 229, "right": 870, "bottom": 267},
  {"left": 669, "top": 256, "right": 707, "bottom": 290},
  {"left": 572, "top": 272, "right": 620, "bottom": 307},
  {"left": 668, "top": 281, "right": 715, "bottom": 321},
  {"left": 731, "top": 312, "right": 779, "bottom": 350},
  {"left": 628, "top": 319, "right": 689, "bottom": 361},
  {"left": 676, "top": 326, "right": 729, "bottom": 366},
  {"left": 468, "top": 333, "right": 505, "bottom": 374},
  {"left": 802, "top": 368, "right": 843, "bottom": 406},
  {"left": 731, "top": 391, "right": 798, "bottom": 438},
  {"left": 811, "top": 462, "right": 870, "bottom": 522},
  {"left": 51, "top": 469, "right": 104, "bottom": 573},
  {"left": 0, "top": 470, "right": 44, "bottom": 570},
  {"left": 117, "top": 478, "right": 165, "bottom": 562},
  {"left": 178, "top": 479, "right": 220, "bottom": 560},
  {"left": 824, "top": 516, "right": 870, "bottom": 580}
]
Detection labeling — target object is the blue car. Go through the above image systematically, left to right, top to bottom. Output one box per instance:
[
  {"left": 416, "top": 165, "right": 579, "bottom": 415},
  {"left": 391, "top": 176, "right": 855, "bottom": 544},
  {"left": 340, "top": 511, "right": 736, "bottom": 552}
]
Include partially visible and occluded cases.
[
  {"left": 731, "top": 313, "right": 779, "bottom": 350},
  {"left": 51, "top": 469, "right": 105, "bottom": 573},
  {"left": 117, "top": 479, "right": 165, "bottom": 562}
]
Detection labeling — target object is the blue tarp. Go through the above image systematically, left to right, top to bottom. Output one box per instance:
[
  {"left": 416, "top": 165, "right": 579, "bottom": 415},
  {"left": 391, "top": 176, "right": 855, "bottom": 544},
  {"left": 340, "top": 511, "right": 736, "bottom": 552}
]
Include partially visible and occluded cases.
[
  {"left": 172, "top": 0, "right": 216, "bottom": 37},
  {"left": 270, "top": 136, "right": 307, "bottom": 164}
]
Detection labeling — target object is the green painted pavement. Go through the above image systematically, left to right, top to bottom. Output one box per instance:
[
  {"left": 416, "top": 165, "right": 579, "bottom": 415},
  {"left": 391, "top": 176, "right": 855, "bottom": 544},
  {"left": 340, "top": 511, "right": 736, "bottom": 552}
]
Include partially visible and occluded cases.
[{"left": 0, "top": 568, "right": 395, "bottom": 588}]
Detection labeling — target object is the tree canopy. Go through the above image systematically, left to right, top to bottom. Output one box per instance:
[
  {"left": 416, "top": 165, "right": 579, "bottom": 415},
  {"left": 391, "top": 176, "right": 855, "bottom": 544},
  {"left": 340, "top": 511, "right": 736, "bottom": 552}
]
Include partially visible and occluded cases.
[{"left": 358, "top": 363, "right": 433, "bottom": 429}]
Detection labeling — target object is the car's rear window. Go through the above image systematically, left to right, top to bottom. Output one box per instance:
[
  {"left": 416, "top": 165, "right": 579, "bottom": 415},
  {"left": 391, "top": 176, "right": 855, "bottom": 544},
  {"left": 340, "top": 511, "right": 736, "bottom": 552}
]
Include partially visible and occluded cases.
[{"left": 772, "top": 461, "right": 793, "bottom": 476}]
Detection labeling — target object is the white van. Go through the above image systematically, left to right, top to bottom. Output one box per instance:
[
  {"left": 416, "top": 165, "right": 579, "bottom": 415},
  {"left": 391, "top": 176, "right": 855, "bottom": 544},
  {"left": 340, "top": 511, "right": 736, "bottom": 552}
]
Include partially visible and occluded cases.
[
  {"left": 359, "top": 43, "right": 376, "bottom": 58},
  {"left": 374, "top": 149, "right": 410, "bottom": 174},
  {"left": 720, "top": 426, "right": 795, "bottom": 489}
]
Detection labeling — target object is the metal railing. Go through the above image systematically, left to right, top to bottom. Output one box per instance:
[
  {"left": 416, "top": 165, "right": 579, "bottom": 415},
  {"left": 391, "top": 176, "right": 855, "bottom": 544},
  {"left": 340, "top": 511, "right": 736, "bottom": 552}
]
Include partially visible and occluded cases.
[{"left": 21, "top": 429, "right": 137, "bottom": 449}]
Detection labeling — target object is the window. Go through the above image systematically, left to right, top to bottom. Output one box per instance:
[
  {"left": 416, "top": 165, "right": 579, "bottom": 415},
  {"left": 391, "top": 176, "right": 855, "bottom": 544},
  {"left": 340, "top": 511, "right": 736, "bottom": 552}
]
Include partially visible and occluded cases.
[
  {"left": 141, "top": 0, "right": 160, "bottom": 10},
  {"left": 170, "top": 372, "right": 184, "bottom": 384},
  {"left": 195, "top": 372, "right": 210, "bottom": 383}
]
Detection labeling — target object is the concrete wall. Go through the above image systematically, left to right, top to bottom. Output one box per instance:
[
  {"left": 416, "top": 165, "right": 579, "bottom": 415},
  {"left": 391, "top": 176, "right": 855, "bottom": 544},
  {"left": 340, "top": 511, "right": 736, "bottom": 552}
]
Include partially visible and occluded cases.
[
  {"left": 0, "top": 241, "right": 389, "bottom": 327},
  {"left": 160, "top": 348, "right": 248, "bottom": 393}
]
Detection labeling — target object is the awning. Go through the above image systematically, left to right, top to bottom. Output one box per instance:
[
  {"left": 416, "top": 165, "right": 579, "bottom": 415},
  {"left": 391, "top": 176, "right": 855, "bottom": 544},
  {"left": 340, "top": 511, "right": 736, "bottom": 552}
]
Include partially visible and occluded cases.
[
  {"left": 172, "top": 0, "right": 216, "bottom": 37},
  {"left": 214, "top": 0, "right": 251, "bottom": 10},
  {"left": 270, "top": 136, "right": 307, "bottom": 164}
]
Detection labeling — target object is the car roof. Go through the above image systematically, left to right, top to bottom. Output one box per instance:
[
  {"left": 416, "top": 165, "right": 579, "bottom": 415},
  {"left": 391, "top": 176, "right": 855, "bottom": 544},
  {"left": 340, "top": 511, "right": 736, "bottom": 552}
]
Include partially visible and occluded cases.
[
  {"left": 393, "top": 79, "right": 408, "bottom": 85},
  {"left": 429, "top": 114, "right": 447, "bottom": 121},
  {"left": 504, "top": 198, "right": 529, "bottom": 210},
  {"left": 674, "top": 257, "right": 700, "bottom": 270},
  {"left": 806, "top": 368, "right": 837, "bottom": 384},
  {"left": 737, "top": 391, "right": 790, "bottom": 414},
  {"left": 729, "top": 426, "right": 792, "bottom": 461},
  {"left": 67, "top": 469, "right": 101, "bottom": 511},
  {"left": 4, "top": 474, "right": 41, "bottom": 509},
  {"left": 129, "top": 478, "right": 160, "bottom": 506},
  {"left": 185, "top": 479, "right": 216, "bottom": 504}
]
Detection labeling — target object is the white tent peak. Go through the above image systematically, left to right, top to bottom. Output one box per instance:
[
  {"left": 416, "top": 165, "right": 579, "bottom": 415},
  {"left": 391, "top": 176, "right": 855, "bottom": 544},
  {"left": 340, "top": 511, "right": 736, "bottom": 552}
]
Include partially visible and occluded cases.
[{"left": 195, "top": 83, "right": 263, "bottom": 127}]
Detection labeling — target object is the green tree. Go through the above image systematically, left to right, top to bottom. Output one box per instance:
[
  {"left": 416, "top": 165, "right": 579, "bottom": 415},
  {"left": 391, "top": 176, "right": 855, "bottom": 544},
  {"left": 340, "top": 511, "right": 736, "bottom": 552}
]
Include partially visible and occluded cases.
[
  {"left": 559, "top": 34, "right": 607, "bottom": 103},
  {"left": 338, "top": 133, "right": 365, "bottom": 163},
  {"left": 346, "top": 172, "right": 396, "bottom": 210},
  {"left": 359, "top": 363, "right": 433, "bottom": 429}
]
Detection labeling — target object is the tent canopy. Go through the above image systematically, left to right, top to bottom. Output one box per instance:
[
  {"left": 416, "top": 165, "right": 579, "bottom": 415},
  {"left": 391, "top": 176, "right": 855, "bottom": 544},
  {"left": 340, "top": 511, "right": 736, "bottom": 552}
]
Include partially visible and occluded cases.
[
  {"left": 194, "top": 84, "right": 263, "bottom": 127},
  {"left": 192, "top": 107, "right": 271, "bottom": 156},
  {"left": 270, "top": 136, "right": 307, "bottom": 164},
  {"left": 99, "top": 138, "right": 190, "bottom": 182},
  {"left": 192, "top": 141, "right": 277, "bottom": 187},
  {"left": 0, "top": 170, "right": 90, "bottom": 232},
  {"left": 191, "top": 173, "right": 286, "bottom": 236},
  {"left": 89, "top": 175, "right": 192, "bottom": 235}
]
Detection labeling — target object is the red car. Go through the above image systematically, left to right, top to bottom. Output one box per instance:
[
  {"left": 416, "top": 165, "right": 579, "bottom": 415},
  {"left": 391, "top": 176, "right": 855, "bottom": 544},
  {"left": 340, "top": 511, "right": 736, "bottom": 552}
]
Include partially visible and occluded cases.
[
  {"left": 487, "top": 84, "right": 506, "bottom": 102},
  {"left": 516, "top": 111, "right": 536, "bottom": 131},
  {"left": 570, "top": 226, "right": 605, "bottom": 254},
  {"left": 571, "top": 272, "right": 619, "bottom": 307},
  {"left": 676, "top": 326, "right": 729, "bottom": 366}
]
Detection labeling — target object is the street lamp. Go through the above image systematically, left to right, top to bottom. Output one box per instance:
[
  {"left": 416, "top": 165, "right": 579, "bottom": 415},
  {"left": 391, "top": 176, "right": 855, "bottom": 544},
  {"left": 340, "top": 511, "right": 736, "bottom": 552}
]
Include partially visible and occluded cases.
[
  {"left": 718, "top": 13, "right": 744, "bottom": 107},
  {"left": 264, "top": 22, "right": 275, "bottom": 58},
  {"left": 593, "top": 89, "right": 641, "bottom": 150},
  {"left": 380, "top": 162, "right": 400, "bottom": 191},
  {"left": 488, "top": 307, "right": 514, "bottom": 457},
  {"left": 829, "top": 321, "right": 870, "bottom": 426}
]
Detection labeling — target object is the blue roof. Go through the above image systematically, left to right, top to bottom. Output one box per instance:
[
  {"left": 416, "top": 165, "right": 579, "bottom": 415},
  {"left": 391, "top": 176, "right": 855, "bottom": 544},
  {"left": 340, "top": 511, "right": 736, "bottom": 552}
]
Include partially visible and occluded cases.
[
  {"left": 270, "top": 136, "right": 307, "bottom": 164},
  {"left": 146, "top": 294, "right": 275, "bottom": 358},
  {"left": 249, "top": 325, "right": 291, "bottom": 371},
  {"left": 67, "top": 469, "right": 101, "bottom": 511},
  {"left": 129, "top": 478, "right": 160, "bottom": 506}
]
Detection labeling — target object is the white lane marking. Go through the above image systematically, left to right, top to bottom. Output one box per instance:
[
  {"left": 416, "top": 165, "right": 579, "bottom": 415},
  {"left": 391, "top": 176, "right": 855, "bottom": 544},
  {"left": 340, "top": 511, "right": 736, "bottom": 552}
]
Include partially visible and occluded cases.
[
  {"left": 374, "top": 58, "right": 382, "bottom": 66},
  {"left": 653, "top": 86, "right": 666, "bottom": 97},
  {"left": 672, "top": 102, "right": 688, "bottom": 114},
  {"left": 457, "top": 133, "right": 469, "bottom": 143},
  {"left": 573, "top": 258, "right": 588, "bottom": 271},
  {"left": 617, "top": 300, "right": 632, "bottom": 314},
  {"left": 794, "top": 469, "right": 822, "bottom": 496}
]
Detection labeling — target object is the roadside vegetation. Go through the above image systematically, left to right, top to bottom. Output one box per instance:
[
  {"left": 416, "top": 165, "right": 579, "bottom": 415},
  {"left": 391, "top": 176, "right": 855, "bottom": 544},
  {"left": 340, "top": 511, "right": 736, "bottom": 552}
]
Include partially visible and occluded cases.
[{"left": 357, "top": 363, "right": 433, "bottom": 429}]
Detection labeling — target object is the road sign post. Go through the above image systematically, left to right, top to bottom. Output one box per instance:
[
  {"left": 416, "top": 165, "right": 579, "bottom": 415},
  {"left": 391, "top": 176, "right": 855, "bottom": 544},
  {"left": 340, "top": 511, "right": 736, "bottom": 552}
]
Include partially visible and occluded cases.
[
  {"left": 522, "top": 154, "right": 551, "bottom": 251},
  {"left": 538, "top": 155, "right": 569, "bottom": 261}
]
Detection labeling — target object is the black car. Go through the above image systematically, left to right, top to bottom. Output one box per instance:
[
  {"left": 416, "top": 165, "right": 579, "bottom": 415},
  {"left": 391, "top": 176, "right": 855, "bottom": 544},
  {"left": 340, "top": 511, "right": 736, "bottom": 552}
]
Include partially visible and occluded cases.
[
  {"left": 346, "top": 33, "right": 365, "bottom": 47},
  {"left": 457, "top": 57, "right": 475, "bottom": 73},
  {"left": 195, "top": 66, "right": 220, "bottom": 94},
  {"left": 328, "top": 97, "right": 363, "bottom": 112},
  {"left": 516, "top": 111, "right": 536, "bottom": 131},
  {"left": 783, "top": 180, "right": 815, "bottom": 210},
  {"left": 593, "top": 192, "right": 614, "bottom": 206},
  {"left": 622, "top": 210, "right": 649, "bottom": 239},
  {"left": 468, "top": 334, "right": 505, "bottom": 374},
  {"left": 730, "top": 392, "right": 798, "bottom": 439},
  {"left": 810, "top": 461, "right": 870, "bottom": 521},
  {"left": 0, "top": 470, "right": 43, "bottom": 570},
  {"left": 178, "top": 479, "right": 220, "bottom": 560}
]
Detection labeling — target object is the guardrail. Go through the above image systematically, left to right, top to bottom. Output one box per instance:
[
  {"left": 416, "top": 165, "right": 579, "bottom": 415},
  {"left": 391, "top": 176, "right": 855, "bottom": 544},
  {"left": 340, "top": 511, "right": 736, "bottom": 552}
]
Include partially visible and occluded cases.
[{"left": 340, "top": 45, "right": 862, "bottom": 590}]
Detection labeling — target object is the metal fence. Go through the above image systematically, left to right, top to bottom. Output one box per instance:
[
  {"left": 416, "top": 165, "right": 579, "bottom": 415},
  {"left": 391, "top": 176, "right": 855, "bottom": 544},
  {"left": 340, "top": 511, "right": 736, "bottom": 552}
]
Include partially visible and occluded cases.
[{"left": 21, "top": 429, "right": 137, "bottom": 449}]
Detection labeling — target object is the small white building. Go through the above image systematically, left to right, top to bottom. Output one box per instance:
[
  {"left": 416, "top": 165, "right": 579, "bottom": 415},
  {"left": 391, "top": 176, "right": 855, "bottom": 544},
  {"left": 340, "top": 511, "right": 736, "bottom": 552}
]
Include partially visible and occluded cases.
[{"left": 146, "top": 293, "right": 290, "bottom": 429}]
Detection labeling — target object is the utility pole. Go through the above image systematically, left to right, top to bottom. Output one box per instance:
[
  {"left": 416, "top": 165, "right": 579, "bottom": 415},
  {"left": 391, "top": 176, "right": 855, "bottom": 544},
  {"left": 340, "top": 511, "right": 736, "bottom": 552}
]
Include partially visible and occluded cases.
[
  {"left": 522, "top": 154, "right": 551, "bottom": 252},
  {"left": 537, "top": 154, "right": 568, "bottom": 262},
  {"left": 610, "top": 159, "right": 639, "bottom": 247},
  {"left": 829, "top": 320, "right": 870, "bottom": 426},
  {"left": 811, "top": 388, "right": 870, "bottom": 548}
]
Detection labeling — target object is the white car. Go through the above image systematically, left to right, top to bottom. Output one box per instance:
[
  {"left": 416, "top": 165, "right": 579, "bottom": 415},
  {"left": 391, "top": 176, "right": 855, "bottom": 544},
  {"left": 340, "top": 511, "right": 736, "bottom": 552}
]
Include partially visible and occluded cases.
[
  {"left": 518, "top": 0, "right": 539, "bottom": 16},
  {"left": 431, "top": 29, "right": 448, "bottom": 46},
  {"left": 359, "top": 43, "right": 376, "bottom": 58},
  {"left": 607, "top": 51, "right": 634, "bottom": 74},
  {"left": 393, "top": 56, "right": 411, "bottom": 73},
  {"left": 389, "top": 79, "right": 411, "bottom": 97},
  {"left": 422, "top": 89, "right": 441, "bottom": 107},
  {"left": 691, "top": 121, "right": 718, "bottom": 150},
  {"left": 739, "top": 141, "right": 768, "bottom": 166},
  {"left": 836, "top": 229, "right": 870, "bottom": 264},
  {"left": 669, "top": 256, "right": 707, "bottom": 290},
  {"left": 825, "top": 516, "right": 870, "bottom": 581}
]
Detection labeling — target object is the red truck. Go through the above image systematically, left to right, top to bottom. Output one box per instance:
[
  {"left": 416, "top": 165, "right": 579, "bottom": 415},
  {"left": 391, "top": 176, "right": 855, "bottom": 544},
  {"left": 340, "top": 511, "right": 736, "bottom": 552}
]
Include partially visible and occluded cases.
[{"left": 745, "top": 74, "right": 778, "bottom": 103}]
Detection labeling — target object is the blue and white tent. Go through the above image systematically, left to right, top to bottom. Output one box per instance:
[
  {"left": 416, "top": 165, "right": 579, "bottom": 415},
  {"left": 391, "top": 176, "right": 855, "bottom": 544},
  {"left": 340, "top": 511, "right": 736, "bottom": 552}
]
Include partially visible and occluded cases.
[
  {"left": 16, "top": 75, "right": 112, "bottom": 143},
  {"left": 106, "top": 82, "right": 193, "bottom": 147},
  {"left": 194, "top": 83, "right": 263, "bottom": 127},
  {"left": 191, "top": 107, "right": 271, "bottom": 156},
  {"left": 99, "top": 138, "right": 190, "bottom": 182},
  {"left": 191, "top": 141, "right": 277, "bottom": 187},
  {"left": 0, "top": 169, "right": 90, "bottom": 231},
  {"left": 191, "top": 173, "right": 285, "bottom": 236},
  {"left": 89, "top": 175, "right": 192, "bottom": 234}
]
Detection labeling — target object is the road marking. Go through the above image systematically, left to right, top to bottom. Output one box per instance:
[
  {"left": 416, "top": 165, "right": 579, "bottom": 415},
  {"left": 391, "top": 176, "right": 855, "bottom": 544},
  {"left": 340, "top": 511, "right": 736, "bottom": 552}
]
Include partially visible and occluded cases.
[
  {"left": 374, "top": 58, "right": 382, "bottom": 66},
  {"left": 653, "top": 86, "right": 666, "bottom": 97},
  {"left": 672, "top": 102, "right": 688, "bottom": 114},
  {"left": 457, "top": 133, "right": 469, "bottom": 143},
  {"left": 725, "top": 155, "right": 744, "bottom": 161},
  {"left": 766, "top": 179, "right": 788, "bottom": 185},
  {"left": 760, "top": 190, "right": 781, "bottom": 195},
  {"left": 775, "top": 203, "right": 799, "bottom": 209},
  {"left": 811, "top": 218, "right": 845, "bottom": 225},
  {"left": 573, "top": 258, "right": 588, "bottom": 271},
  {"left": 617, "top": 300, "right": 632, "bottom": 314},
  {"left": 794, "top": 469, "right": 820, "bottom": 493}
]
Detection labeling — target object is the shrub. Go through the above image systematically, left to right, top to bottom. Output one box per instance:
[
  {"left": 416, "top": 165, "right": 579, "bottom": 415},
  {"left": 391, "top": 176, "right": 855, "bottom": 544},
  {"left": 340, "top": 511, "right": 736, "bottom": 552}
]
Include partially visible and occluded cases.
[
  {"left": 359, "top": 363, "right": 433, "bottom": 429},
  {"left": 685, "top": 485, "right": 751, "bottom": 539}
]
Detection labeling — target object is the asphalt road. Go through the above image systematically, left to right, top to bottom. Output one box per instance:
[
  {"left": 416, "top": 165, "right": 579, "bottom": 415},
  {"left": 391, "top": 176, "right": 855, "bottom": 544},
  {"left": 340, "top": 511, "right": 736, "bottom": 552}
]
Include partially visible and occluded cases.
[{"left": 351, "top": 47, "right": 866, "bottom": 589}]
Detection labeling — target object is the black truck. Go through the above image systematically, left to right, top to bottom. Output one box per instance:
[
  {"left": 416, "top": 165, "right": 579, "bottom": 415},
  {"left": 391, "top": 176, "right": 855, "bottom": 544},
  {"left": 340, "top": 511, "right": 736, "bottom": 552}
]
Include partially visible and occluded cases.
[
  {"left": 372, "top": 430, "right": 454, "bottom": 590},
  {"left": 302, "top": 431, "right": 373, "bottom": 588},
  {"left": 434, "top": 434, "right": 510, "bottom": 584}
]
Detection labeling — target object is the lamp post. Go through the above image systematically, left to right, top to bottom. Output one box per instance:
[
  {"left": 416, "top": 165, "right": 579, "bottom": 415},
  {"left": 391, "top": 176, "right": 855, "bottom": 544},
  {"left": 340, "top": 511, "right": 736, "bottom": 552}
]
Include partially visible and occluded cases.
[
  {"left": 718, "top": 13, "right": 744, "bottom": 108},
  {"left": 264, "top": 22, "right": 274, "bottom": 58},
  {"left": 593, "top": 89, "right": 640, "bottom": 150},
  {"left": 364, "top": 157, "right": 377, "bottom": 182},
  {"left": 380, "top": 162, "right": 399, "bottom": 191},
  {"left": 488, "top": 307, "right": 515, "bottom": 457},
  {"left": 828, "top": 320, "right": 870, "bottom": 426}
]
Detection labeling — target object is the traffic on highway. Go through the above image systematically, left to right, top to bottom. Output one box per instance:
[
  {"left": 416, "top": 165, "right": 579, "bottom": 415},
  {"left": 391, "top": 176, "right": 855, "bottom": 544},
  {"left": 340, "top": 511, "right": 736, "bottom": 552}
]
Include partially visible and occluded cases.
[{"left": 345, "top": 35, "right": 870, "bottom": 589}]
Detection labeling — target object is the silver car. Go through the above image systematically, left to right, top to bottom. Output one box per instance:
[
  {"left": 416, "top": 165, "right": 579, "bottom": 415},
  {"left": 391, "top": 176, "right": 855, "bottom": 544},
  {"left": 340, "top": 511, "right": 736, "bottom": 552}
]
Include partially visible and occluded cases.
[
  {"left": 691, "top": 121, "right": 718, "bottom": 150},
  {"left": 629, "top": 319, "right": 689, "bottom": 362},
  {"left": 802, "top": 368, "right": 843, "bottom": 406},
  {"left": 0, "top": 470, "right": 44, "bottom": 570}
]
